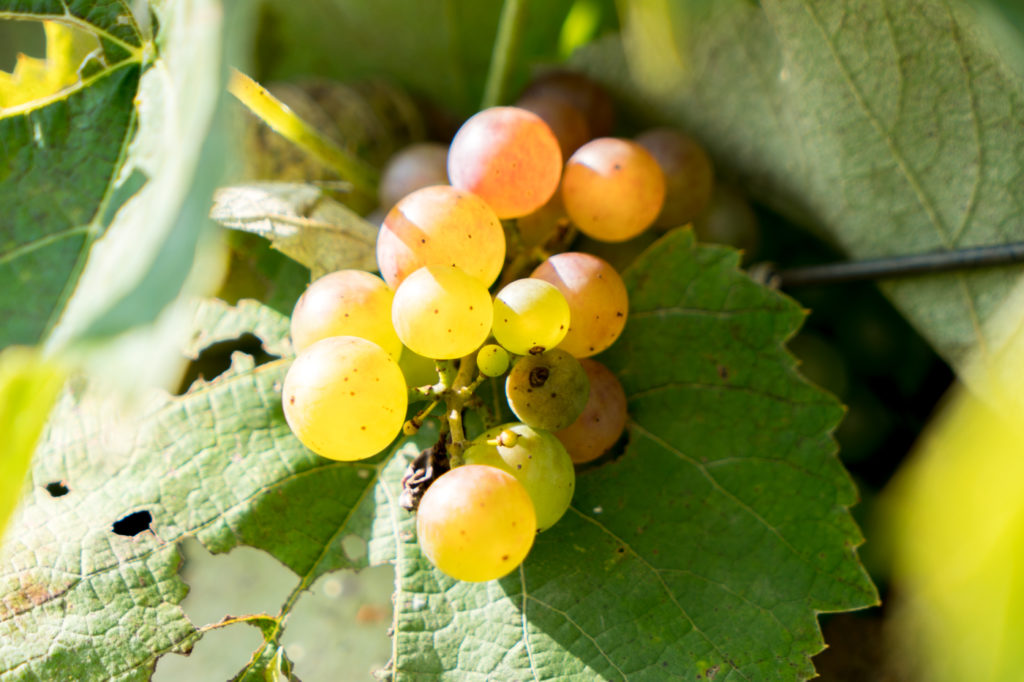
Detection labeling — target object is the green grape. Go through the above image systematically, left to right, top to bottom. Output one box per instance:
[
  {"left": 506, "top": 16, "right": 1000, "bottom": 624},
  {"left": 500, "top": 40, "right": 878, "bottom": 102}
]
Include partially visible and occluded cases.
[
  {"left": 519, "top": 70, "right": 615, "bottom": 138},
  {"left": 447, "top": 106, "right": 563, "bottom": 219},
  {"left": 635, "top": 127, "right": 714, "bottom": 230},
  {"left": 562, "top": 137, "right": 665, "bottom": 242},
  {"left": 378, "top": 142, "right": 449, "bottom": 211},
  {"left": 376, "top": 185, "right": 505, "bottom": 289},
  {"left": 530, "top": 252, "right": 629, "bottom": 358},
  {"left": 392, "top": 265, "right": 493, "bottom": 359},
  {"left": 290, "top": 269, "right": 401, "bottom": 359},
  {"left": 492, "top": 279, "right": 571, "bottom": 356},
  {"left": 282, "top": 336, "right": 407, "bottom": 461},
  {"left": 477, "top": 344, "right": 510, "bottom": 377},
  {"left": 505, "top": 349, "right": 589, "bottom": 431},
  {"left": 556, "top": 358, "right": 628, "bottom": 464},
  {"left": 464, "top": 423, "right": 575, "bottom": 531},
  {"left": 416, "top": 465, "right": 537, "bottom": 582}
]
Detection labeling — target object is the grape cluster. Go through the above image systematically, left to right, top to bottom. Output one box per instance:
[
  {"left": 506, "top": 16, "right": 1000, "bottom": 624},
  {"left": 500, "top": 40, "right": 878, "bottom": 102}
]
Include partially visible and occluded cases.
[{"left": 281, "top": 71, "right": 720, "bottom": 582}]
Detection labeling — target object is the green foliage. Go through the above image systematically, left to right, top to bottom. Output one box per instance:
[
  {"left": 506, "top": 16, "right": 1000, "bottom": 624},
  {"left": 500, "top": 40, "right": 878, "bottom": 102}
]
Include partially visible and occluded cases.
[{"left": 7, "top": 0, "right": 1022, "bottom": 679}]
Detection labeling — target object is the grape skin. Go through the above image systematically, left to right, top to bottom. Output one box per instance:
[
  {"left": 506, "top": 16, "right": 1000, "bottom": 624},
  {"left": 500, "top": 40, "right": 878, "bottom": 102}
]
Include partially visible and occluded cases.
[
  {"left": 519, "top": 70, "right": 615, "bottom": 138},
  {"left": 515, "top": 93, "right": 590, "bottom": 161},
  {"left": 447, "top": 106, "right": 563, "bottom": 219},
  {"left": 635, "top": 128, "right": 714, "bottom": 230},
  {"left": 562, "top": 137, "right": 666, "bottom": 243},
  {"left": 378, "top": 142, "right": 449, "bottom": 211},
  {"left": 377, "top": 185, "right": 505, "bottom": 289},
  {"left": 531, "top": 252, "right": 629, "bottom": 358},
  {"left": 391, "top": 265, "right": 493, "bottom": 360},
  {"left": 290, "top": 269, "right": 401, "bottom": 360},
  {"left": 492, "top": 278, "right": 571, "bottom": 356},
  {"left": 282, "top": 336, "right": 407, "bottom": 461},
  {"left": 477, "top": 344, "right": 511, "bottom": 377},
  {"left": 505, "top": 349, "right": 589, "bottom": 431},
  {"left": 556, "top": 358, "right": 628, "bottom": 464},
  {"left": 464, "top": 423, "right": 575, "bottom": 531},
  {"left": 416, "top": 465, "right": 537, "bottom": 582}
]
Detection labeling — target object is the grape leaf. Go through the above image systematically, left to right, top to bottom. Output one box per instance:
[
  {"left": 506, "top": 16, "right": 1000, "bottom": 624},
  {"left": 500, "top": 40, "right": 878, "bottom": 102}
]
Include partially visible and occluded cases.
[
  {"left": 574, "top": 0, "right": 1024, "bottom": 394},
  {"left": 210, "top": 183, "right": 378, "bottom": 280},
  {"left": 373, "top": 230, "right": 876, "bottom": 680},
  {"left": 0, "top": 233, "right": 874, "bottom": 680}
]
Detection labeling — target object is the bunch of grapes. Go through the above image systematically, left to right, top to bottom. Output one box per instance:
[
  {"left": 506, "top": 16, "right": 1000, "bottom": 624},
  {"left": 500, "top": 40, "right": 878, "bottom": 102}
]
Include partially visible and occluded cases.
[{"left": 281, "top": 71, "right": 723, "bottom": 583}]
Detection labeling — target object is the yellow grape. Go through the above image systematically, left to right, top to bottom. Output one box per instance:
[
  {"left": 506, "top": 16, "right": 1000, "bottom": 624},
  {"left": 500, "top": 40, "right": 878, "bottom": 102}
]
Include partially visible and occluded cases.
[
  {"left": 635, "top": 127, "right": 715, "bottom": 230},
  {"left": 376, "top": 185, "right": 505, "bottom": 289},
  {"left": 391, "top": 265, "right": 493, "bottom": 359},
  {"left": 290, "top": 269, "right": 401, "bottom": 360},
  {"left": 492, "top": 278, "right": 571, "bottom": 356},
  {"left": 282, "top": 336, "right": 407, "bottom": 461},
  {"left": 416, "top": 465, "right": 537, "bottom": 582}
]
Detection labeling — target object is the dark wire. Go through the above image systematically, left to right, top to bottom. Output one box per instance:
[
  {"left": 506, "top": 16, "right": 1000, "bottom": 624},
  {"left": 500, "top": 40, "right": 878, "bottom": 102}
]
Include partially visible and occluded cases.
[{"left": 772, "top": 242, "right": 1024, "bottom": 288}]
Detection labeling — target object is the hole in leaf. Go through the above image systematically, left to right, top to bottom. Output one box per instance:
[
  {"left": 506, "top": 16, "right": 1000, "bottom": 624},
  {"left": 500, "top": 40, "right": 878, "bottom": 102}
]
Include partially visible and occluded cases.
[
  {"left": 175, "top": 333, "right": 279, "bottom": 394},
  {"left": 45, "top": 481, "right": 69, "bottom": 497},
  {"left": 112, "top": 510, "right": 153, "bottom": 536},
  {"left": 341, "top": 535, "right": 367, "bottom": 561}
]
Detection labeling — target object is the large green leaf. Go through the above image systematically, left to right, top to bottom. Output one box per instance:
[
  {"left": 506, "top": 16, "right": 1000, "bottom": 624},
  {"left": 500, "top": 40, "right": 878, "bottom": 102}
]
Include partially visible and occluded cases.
[
  {"left": 1, "top": 0, "right": 237, "bottom": 385},
  {"left": 576, "top": 0, "right": 1024, "bottom": 390},
  {"left": 374, "top": 230, "right": 876, "bottom": 680},
  {"left": 1, "top": 232, "right": 874, "bottom": 680}
]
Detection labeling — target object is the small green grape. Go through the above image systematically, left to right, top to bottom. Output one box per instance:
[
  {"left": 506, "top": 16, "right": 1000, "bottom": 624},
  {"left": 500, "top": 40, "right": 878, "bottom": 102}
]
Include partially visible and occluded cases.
[
  {"left": 391, "top": 265, "right": 493, "bottom": 360},
  {"left": 492, "top": 278, "right": 571, "bottom": 356},
  {"left": 282, "top": 336, "right": 407, "bottom": 461},
  {"left": 477, "top": 344, "right": 510, "bottom": 377},
  {"left": 505, "top": 349, "right": 589, "bottom": 431},
  {"left": 464, "top": 423, "right": 575, "bottom": 531},
  {"left": 416, "top": 465, "right": 537, "bottom": 582}
]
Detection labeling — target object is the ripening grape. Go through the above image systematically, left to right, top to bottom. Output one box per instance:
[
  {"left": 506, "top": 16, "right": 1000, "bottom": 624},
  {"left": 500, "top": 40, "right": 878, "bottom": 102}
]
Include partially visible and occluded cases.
[
  {"left": 519, "top": 70, "right": 615, "bottom": 138},
  {"left": 515, "top": 93, "right": 590, "bottom": 160},
  {"left": 447, "top": 106, "right": 562, "bottom": 219},
  {"left": 635, "top": 128, "right": 714, "bottom": 229},
  {"left": 562, "top": 137, "right": 665, "bottom": 243},
  {"left": 378, "top": 142, "right": 449, "bottom": 210},
  {"left": 693, "top": 184, "right": 760, "bottom": 259},
  {"left": 377, "top": 185, "right": 505, "bottom": 289},
  {"left": 531, "top": 252, "right": 629, "bottom": 358},
  {"left": 392, "top": 265, "right": 493, "bottom": 360},
  {"left": 290, "top": 270, "right": 401, "bottom": 360},
  {"left": 492, "top": 279, "right": 571, "bottom": 356},
  {"left": 282, "top": 336, "right": 407, "bottom": 461},
  {"left": 477, "top": 344, "right": 510, "bottom": 377},
  {"left": 505, "top": 349, "right": 589, "bottom": 431},
  {"left": 556, "top": 359, "right": 628, "bottom": 464},
  {"left": 464, "top": 423, "right": 575, "bottom": 531},
  {"left": 416, "top": 465, "right": 536, "bottom": 582}
]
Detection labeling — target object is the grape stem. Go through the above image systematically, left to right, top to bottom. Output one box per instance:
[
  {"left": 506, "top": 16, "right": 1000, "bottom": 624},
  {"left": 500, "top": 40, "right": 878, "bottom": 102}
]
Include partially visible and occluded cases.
[{"left": 481, "top": 0, "right": 528, "bottom": 108}]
